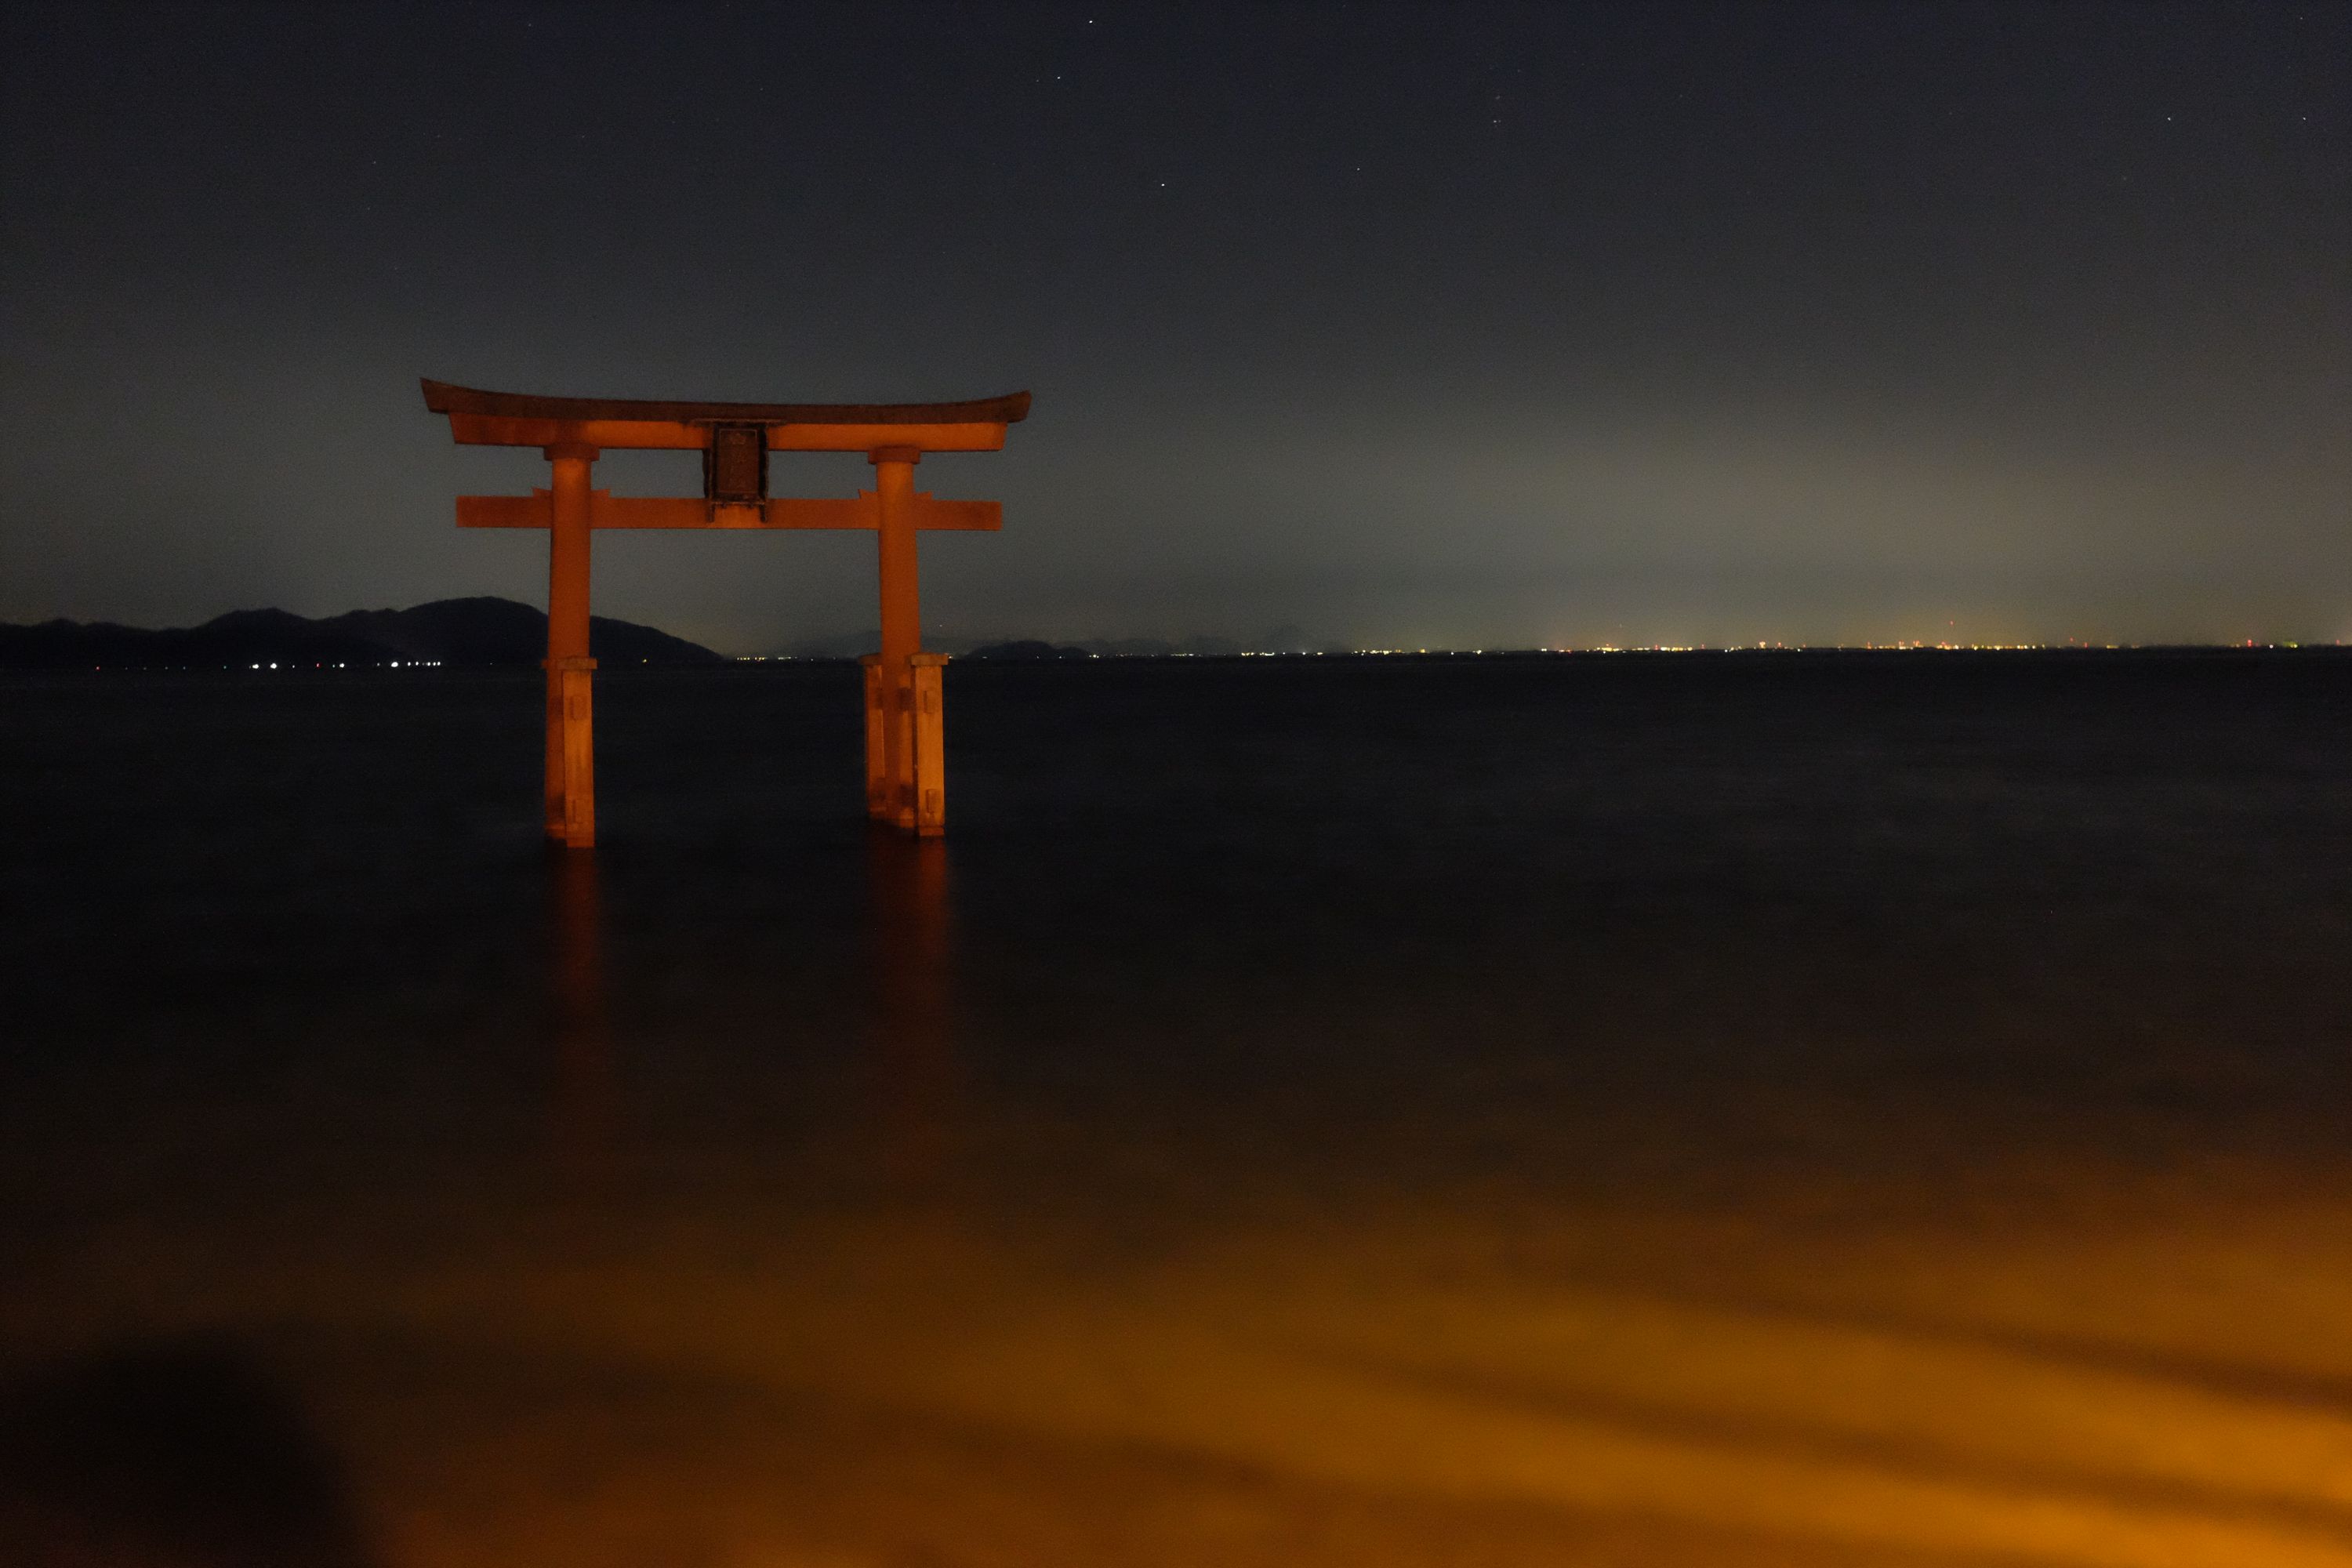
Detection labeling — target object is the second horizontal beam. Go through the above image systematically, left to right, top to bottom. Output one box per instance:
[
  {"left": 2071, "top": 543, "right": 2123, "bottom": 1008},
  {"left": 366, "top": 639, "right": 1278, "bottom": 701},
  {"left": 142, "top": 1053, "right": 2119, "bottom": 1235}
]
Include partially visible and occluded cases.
[{"left": 456, "top": 492, "right": 1002, "bottom": 531}]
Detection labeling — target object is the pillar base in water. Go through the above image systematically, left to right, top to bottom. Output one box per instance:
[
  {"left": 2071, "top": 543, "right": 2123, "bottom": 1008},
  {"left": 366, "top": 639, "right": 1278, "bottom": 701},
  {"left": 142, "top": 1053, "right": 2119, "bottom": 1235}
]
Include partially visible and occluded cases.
[
  {"left": 862, "top": 652, "right": 949, "bottom": 836},
  {"left": 909, "top": 653, "right": 946, "bottom": 837},
  {"left": 543, "top": 655, "right": 597, "bottom": 848},
  {"left": 862, "top": 655, "right": 889, "bottom": 822}
]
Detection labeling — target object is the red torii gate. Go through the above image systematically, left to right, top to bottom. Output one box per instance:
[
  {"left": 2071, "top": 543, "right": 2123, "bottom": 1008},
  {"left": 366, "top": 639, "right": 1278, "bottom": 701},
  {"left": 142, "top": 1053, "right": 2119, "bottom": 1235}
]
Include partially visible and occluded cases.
[{"left": 420, "top": 379, "right": 1030, "bottom": 847}]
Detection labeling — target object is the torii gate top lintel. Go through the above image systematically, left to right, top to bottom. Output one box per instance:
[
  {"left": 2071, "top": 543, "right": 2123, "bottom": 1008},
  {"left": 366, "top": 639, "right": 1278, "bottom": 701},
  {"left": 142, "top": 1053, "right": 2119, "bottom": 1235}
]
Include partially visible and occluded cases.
[{"left": 421, "top": 378, "right": 1030, "bottom": 453}]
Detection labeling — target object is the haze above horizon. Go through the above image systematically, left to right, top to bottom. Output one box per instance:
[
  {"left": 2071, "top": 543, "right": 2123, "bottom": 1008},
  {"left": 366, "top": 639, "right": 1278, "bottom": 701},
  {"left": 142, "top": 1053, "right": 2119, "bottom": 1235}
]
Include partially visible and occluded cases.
[{"left": 1, "top": 2, "right": 2343, "bottom": 654}]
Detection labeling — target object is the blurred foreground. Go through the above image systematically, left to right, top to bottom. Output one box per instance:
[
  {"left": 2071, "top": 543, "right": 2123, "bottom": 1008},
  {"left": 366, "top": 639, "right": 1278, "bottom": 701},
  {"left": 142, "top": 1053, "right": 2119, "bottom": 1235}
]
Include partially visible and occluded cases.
[{"left": 4, "top": 653, "right": 2349, "bottom": 1565}]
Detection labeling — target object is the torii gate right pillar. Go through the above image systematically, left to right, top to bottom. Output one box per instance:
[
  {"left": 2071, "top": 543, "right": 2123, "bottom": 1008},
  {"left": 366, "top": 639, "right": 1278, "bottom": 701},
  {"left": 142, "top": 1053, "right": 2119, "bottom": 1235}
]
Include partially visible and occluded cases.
[{"left": 866, "top": 447, "right": 946, "bottom": 836}]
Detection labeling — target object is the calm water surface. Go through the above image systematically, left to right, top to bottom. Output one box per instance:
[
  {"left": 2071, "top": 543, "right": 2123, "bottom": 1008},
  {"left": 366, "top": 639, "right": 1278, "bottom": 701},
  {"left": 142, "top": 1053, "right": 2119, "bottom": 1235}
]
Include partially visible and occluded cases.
[{"left": 3, "top": 654, "right": 2349, "bottom": 1566}]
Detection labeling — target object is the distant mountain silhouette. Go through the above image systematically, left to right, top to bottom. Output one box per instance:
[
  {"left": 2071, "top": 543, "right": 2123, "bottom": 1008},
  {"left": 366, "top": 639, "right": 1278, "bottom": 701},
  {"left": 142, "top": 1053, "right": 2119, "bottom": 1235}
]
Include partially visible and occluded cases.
[
  {"left": 0, "top": 597, "right": 724, "bottom": 670},
  {"left": 965, "top": 639, "right": 1098, "bottom": 661}
]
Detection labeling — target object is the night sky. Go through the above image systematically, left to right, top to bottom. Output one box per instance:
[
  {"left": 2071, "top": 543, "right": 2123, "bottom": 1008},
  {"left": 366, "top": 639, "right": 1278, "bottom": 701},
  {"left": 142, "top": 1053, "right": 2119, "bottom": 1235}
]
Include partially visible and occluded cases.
[{"left": 2, "top": 2, "right": 2343, "bottom": 653}]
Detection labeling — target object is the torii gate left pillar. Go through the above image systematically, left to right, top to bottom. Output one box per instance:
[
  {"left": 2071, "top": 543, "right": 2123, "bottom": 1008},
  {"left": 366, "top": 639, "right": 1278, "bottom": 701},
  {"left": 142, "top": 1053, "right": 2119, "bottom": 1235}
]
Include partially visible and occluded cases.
[
  {"left": 422, "top": 379, "right": 1030, "bottom": 849},
  {"left": 545, "top": 441, "right": 597, "bottom": 844}
]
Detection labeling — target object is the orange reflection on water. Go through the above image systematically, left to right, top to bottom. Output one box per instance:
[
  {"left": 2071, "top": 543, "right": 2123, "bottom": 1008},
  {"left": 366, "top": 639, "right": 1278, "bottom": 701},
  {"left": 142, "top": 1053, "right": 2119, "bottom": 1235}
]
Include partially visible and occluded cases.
[
  {"left": 863, "top": 829, "right": 960, "bottom": 1197},
  {"left": 545, "top": 847, "right": 616, "bottom": 1185}
]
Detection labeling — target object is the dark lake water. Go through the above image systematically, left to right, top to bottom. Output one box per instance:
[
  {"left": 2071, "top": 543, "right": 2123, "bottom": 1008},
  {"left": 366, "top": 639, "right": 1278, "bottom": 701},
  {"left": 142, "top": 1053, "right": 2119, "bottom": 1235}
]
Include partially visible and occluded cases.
[{"left": 4, "top": 652, "right": 2350, "bottom": 1566}]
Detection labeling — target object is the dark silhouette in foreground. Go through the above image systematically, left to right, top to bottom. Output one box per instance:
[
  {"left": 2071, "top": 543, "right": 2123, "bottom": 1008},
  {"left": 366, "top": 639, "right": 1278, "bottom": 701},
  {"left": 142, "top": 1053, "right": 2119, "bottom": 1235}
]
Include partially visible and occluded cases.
[{"left": 0, "top": 1340, "right": 379, "bottom": 1568}]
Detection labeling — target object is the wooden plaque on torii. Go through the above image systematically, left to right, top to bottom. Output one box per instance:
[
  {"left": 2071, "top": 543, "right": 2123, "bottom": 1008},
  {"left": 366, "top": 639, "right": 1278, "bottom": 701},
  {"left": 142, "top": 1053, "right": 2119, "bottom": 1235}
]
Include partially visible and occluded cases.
[{"left": 419, "top": 378, "right": 1031, "bottom": 847}]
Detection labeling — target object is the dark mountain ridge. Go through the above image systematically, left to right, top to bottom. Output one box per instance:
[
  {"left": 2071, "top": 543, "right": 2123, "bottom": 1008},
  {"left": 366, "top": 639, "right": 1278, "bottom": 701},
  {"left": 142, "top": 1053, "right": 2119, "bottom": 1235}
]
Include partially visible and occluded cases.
[{"left": 0, "top": 597, "right": 724, "bottom": 670}]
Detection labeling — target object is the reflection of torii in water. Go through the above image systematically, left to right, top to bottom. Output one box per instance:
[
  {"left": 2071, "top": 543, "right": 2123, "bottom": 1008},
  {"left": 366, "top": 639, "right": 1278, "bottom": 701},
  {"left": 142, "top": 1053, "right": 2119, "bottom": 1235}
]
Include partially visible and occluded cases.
[
  {"left": 420, "top": 379, "right": 1031, "bottom": 845},
  {"left": 537, "top": 804, "right": 960, "bottom": 1197}
]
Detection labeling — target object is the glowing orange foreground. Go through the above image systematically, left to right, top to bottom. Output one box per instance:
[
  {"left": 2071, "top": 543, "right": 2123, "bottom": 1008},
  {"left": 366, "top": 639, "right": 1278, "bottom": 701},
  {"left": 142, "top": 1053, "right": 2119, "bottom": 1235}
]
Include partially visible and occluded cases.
[{"left": 421, "top": 379, "right": 1030, "bottom": 846}]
